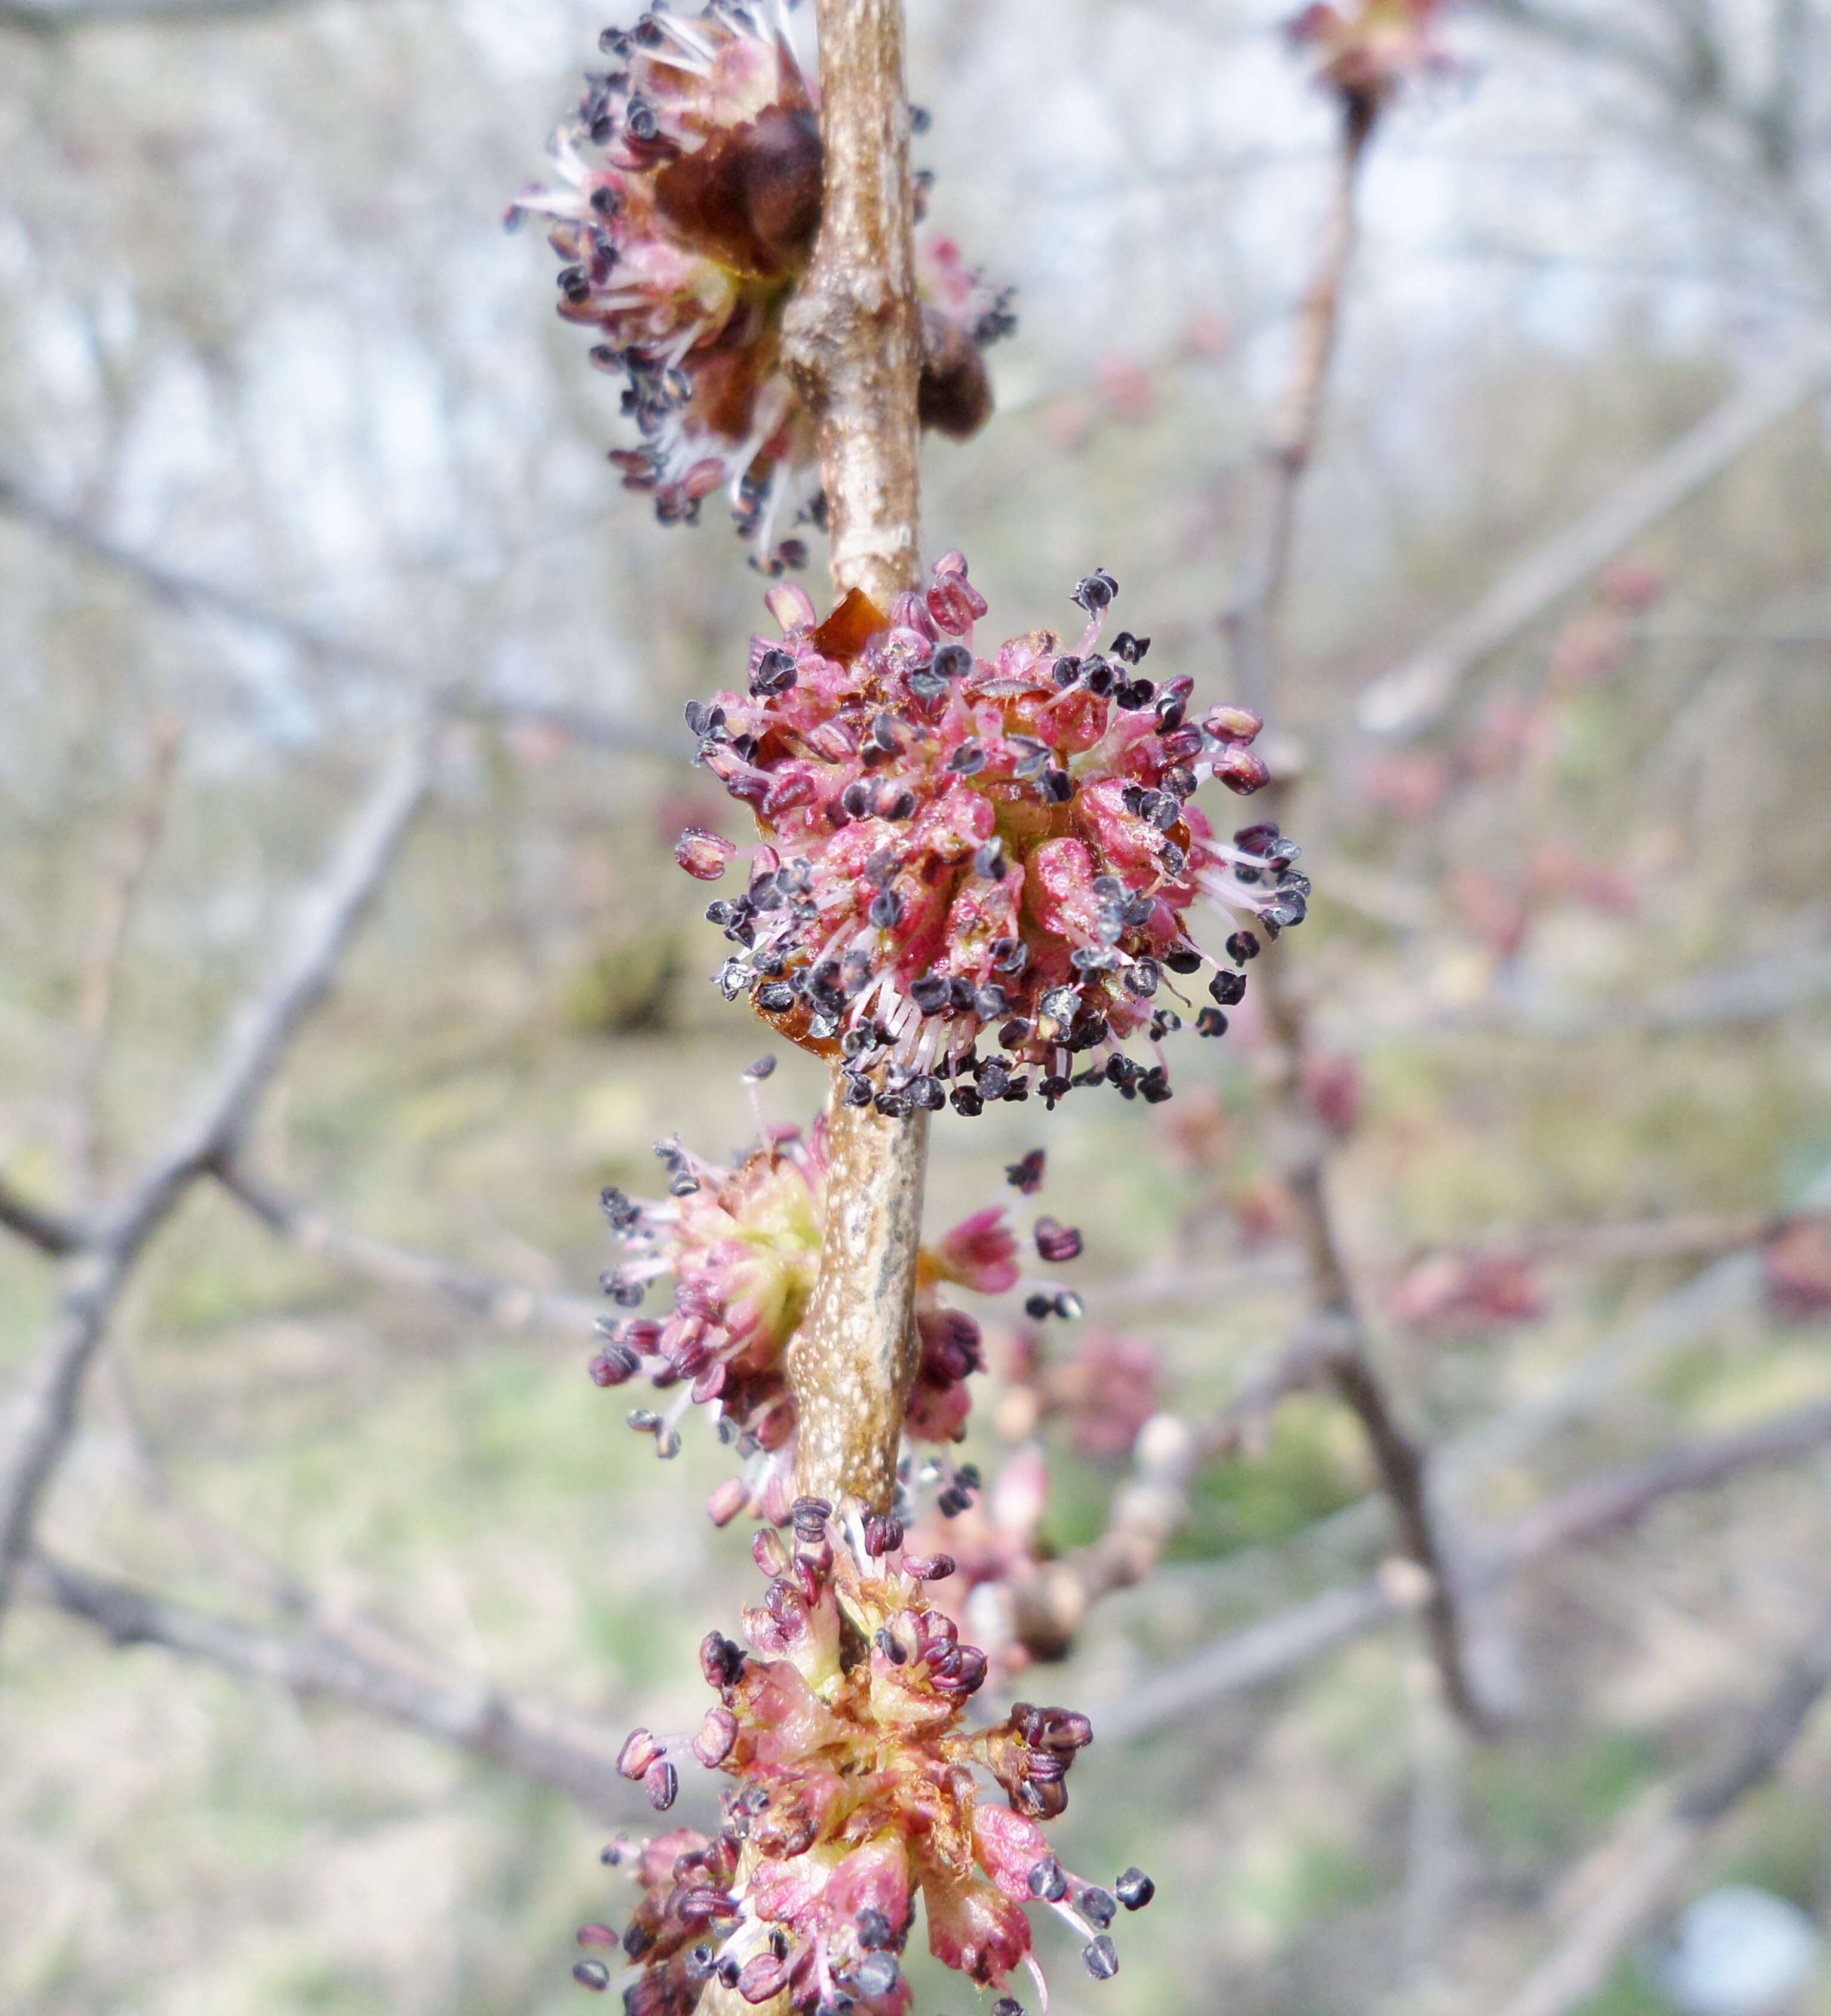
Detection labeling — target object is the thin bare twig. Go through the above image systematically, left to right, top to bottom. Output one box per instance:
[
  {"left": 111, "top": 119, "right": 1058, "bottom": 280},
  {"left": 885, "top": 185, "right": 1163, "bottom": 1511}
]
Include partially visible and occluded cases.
[
  {"left": 1, "top": 0, "right": 338, "bottom": 31},
  {"left": 778, "top": 0, "right": 929, "bottom": 1514},
  {"left": 1472, "top": 0, "right": 1699, "bottom": 101},
  {"left": 1204, "top": 71, "right": 1489, "bottom": 1722},
  {"left": 1222, "top": 106, "right": 1369, "bottom": 715},
  {"left": 1355, "top": 332, "right": 1831, "bottom": 737},
  {"left": 0, "top": 475, "right": 675, "bottom": 760},
  {"left": 69, "top": 712, "right": 182, "bottom": 1205},
  {"left": 0, "top": 727, "right": 434, "bottom": 1633},
  {"left": 217, "top": 1157, "right": 603, "bottom": 1335},
  {"left": 0, "top": 1178, "right": 84, "bottom": 1256},
  {"left": 1424, "top": 1207, "right": 1792, "bottom": 1275},
  {"left": 1096, "top": 1393, "right": 1831, "bottom": 1742},
  {"left": 1486, "top": 1398, "right": 1831, "bottom": 1570},
  {"left": 30, "top": 1553, "right": 637, "bottom": 1818},
  {"left": 1492, "top": 1600, "right": 1831, "bottom": 2016},
  {"left": 1397, "top": 1651, "right": 1467, "bottom": 1996}
]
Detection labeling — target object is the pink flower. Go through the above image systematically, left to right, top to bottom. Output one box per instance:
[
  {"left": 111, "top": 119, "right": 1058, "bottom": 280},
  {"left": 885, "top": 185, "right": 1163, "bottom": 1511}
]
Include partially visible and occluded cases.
[
  {"left": 1286, "top": 0, "right": 1452, "bottom": 123},
  {"left": 510, "top": 4, "right": 1012, "bottom": 573},
  {"left": 686, "top": 555, "right": 1309, "bottom": 1114},
  {"left": 1300, "top": 1051, "right": 1363, "bottom": 1138},
  {"left": 593, "top": 1107, "right": 1083, "bottom": 1523},
  {"left": 929, "top": 1206, "right": 1021, "bottom": 1294},
  {"left": 1763, "top": 1219, "right": 1831, "bottom": 1322},
  {"left": 1389, "top": 1249, "right": 1544, "bottom": 1338},
  {"left": 998, "top": 1327, "right": 1160, "bottom": 1465},
  {"left": 1064, "top": 1330, "right": 1162, "bottom": 1462},
  {"left": 899, "top": 1444, "right": 1050, "bottom": 1676},
  {"left": 588, "top": 1500, "right": 1152, "bottom": 2008}
]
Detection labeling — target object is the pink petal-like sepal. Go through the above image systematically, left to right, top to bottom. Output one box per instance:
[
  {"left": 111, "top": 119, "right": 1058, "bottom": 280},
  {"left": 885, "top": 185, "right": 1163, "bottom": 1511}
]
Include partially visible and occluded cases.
[{"left": 931, "top": 1206, "right": 1021, "bottom": 1293}]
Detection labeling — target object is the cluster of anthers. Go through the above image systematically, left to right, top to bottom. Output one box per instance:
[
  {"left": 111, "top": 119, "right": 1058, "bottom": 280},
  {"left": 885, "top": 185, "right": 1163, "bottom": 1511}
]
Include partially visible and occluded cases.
[
  {"left": 508, "top": 0, "right": 1013, "bottom": 571},
  {"left": 675, "top": 554, "right": 1308, "bottom": 1114},
  {"left": 593, "top": 1098, "right": 1085, "bottom": 1526},
  {"left": 575, "top": 1496, "right": 1154, "bottom": 2010}
]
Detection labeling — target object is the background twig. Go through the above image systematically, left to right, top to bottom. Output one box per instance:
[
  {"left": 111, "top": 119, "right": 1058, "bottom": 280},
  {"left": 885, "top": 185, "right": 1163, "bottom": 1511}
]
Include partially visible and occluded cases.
[{"left": 0, "top": 727, "right": 433, "bottom": 1631}]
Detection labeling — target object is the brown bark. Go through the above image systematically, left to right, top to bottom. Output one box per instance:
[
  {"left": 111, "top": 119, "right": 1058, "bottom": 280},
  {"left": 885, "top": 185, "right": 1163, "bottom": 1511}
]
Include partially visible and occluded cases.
[
  {"left": 778, "top": 0, "right": 927, "bottom": 1514},
  {"left": 781, "top": 0, "right": 923, "bottom": 611},
  {"left": 1216, "top": 106, "right": 1488, "bottom": 1728},
  {"left": 1222, "top": 110, "right": 1368, "bottom": 715}
]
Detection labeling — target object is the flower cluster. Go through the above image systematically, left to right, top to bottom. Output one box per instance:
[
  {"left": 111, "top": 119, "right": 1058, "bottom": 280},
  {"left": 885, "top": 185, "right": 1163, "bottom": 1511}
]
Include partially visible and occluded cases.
[
  {"left": 1286, "top": 0, "right": 1451, "bottom": 126},
  {"left": 509, "top": 1, "right": 1013, "bottom": 571},
  {"left": 678, "top": 554, "right": 1308, "bottom": 1115},
  {"left": 593, "top": 1111, "right": 1084, "bottom": 1524},
  {"left": 1762, "top": 1218, "right": 1831, "bottom": 1323},
  {"left": 1388, "top": 1247, "right": 1544, "bottom": 1339},
  {"left": 1001, "top": 1324, "right": 1161, "bottom": 1462},
  {"left": 896, "top": 1445, "right": 1049, "bottom": 1679},
  {"left": 574, "top": 1497, "right": 1153, "bottom": 2008}
]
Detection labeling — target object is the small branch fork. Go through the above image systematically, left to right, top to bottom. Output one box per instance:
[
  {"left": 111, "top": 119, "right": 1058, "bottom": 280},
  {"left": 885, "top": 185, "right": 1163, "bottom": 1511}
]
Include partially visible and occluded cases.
[
  {"left": 780, "top": 0, "right": 929, "bottom": 1514},
  {"left": 1215, "top": 92, "right": 1489, "bottom": 1726},
  {"left": 0, "top": 724, "right": 690, "bottom": 1826},
  {"left": 0, "top": 725, "right": 434, "bottom": 1636},
  {"left": 1274, "top": 1074, "right": 1489, "bottom": 1728},
  {"left": 1096, "top": 1393, "right": 1831, "bottom": 1743},
  {"left": 30, "top": 1553, "right": 640, "bottom": 1818},
  {"left": 1492, "top": 1597, "right": 1831, "bottom": 2016}
]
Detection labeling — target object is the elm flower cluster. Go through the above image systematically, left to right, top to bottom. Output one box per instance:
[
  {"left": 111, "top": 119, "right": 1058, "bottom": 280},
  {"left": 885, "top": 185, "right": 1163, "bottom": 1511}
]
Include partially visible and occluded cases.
[
  {"left": 509, "top": 0, "right": 1013, "bottom": 571},
  {"left": 1286, "top": 0, "right": 1451, "bottom": 125},
  {"left": 677, "top": 555, "right": 1309, "bottom": 1115},
  {"left": 593, "top": 1114, "right": 1085, "bottom": 1524},
  {"left": 1003, "top": 1325, "right": 1162, "bottom": 1462},
  {"left": 898, "top": 1445, "right": 1049, "bottom": 1680},
  {"left": 575, "top": 1497, "right": 1152, "bottom": 2008}
]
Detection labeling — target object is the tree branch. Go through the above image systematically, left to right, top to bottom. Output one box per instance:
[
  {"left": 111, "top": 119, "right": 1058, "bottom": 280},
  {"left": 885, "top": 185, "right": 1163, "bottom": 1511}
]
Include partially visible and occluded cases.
[
  {"left": 0, "top": 0, "right": 339, "bottom": 31},
  {"left": 778, "top": 0, "right": 929, "bottom": 1514},
  {"left": 781, "top": 0, "right": 923, "bottom": 612},
  {"left": 1471, "top": 0, "right": 1698, "bottom": 102},
  {"left": 1209, "top": 76, "right": 1489, "bottom": 1724},
  {"left": 1222, "top": 107, "right": 1368, "bottom": 715},
  {"left": 1356, "top": 331, "right": 1831, "bottom": 737},
  {"left": 0, "top": 475, "right": 675, "bottom": 760},
  {"left": 69, "top": 711, "right": 182, "bottom": 1205},
  {"left": 0, "top": 728, "right": 433, "bottom": 1632},
  {"left": 217, "top": 1157, "right": 603, "bottom": 1336},
  {"left": 0, "top": 1178, "right": 85, "bottom": 1256},
  {"left": 1097, "top": 1393, "right": 1831, "bottom": 1742},
  {"left": 1488, "top": 1398, "right": 1831, "bottom": 1571},
  {"left": 30, "top": 1552, "right": 638, "bottom": 1818},
  {"left": 1492, "top": 1600, "right": 1831, "bottom": 2016}
]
